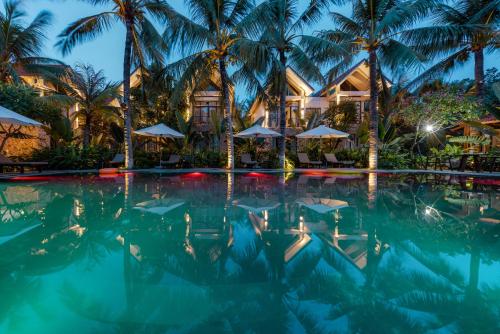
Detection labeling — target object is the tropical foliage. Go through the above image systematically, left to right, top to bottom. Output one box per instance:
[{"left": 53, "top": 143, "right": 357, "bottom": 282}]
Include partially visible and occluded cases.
[
  {"left": 0, "top": 0, "right": 63, "bottom": 83},
  {"left": 0, "top": 0, "right": 496, "bottom": 168},
  {"left": 56, "top": 0, "right": 170, "bottom": 169},
  {"left": 316, "top": 0, "right": 435, "bottom": 169},
  {"left": 44, "top": 64, "right": 121, "bottom": 148}
]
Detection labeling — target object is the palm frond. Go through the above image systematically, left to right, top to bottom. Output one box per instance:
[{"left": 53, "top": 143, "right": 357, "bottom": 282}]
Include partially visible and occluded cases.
[
  {"left": 56, "top": 12, "right": 116, "bottom": 56},
  {"left": 378, "top": 39, "right": 425, "bottom": 72},
  {"left": 405, "top": 48, "right": 470, "bottom": 91}
]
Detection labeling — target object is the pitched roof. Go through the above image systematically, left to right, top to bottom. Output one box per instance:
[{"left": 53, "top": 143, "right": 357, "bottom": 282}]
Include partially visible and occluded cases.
[
  {"left": 313, "top": 59, "right": 368, "bottom": 97},
  {"left": 286, "top": 66, "right": 315, "bottom": 93}
]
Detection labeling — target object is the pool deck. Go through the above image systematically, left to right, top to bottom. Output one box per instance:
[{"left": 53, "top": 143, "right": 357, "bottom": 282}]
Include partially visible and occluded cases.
[{"left": 0, "top": 167, "right": 499, "bottom": 180}]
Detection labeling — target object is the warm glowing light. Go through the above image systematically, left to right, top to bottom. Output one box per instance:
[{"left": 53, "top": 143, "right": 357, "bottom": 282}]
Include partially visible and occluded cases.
[
  {"left": 425, "top": 124, "right": 434, "bottom": 132},
  {"left": 303, "top": 171, "right": 331, "bottom": 177},
  {"left": 182, "top": 172, "right": 206, "bottom": 179},
  {"left": 246, "top": 172, "right": 271, "bottom": 178},
  {"left": 368, "top": 173, "right": 377, "bottom": 204},
  {"left": 74, "top": 199, "right": 82, "bottom": 217},
  {"left": 263, "top": 210, "right": 269, "bottom": 221},
  {"left": 299, "top": 216, "right": 304, "bottom": 232},
  {"left": 69, "top": 224, "right": 86, "bottom": 237}
]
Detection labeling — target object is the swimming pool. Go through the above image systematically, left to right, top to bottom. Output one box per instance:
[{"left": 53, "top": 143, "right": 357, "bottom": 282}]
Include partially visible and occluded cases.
[{"left": 0, "top": 172, "right": 499, "bottom": 333}]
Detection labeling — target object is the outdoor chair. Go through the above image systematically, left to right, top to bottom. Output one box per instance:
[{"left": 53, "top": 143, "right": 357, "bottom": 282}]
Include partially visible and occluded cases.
[
  {"left": 109, "top": 153, "right": 125, "bottom": 167},
  {"left": 241, "top": 153, "right": 259, "bottom": 168},
  {"left": 297, "top": 153, "right": 322, "bottom": 168},
  {"left": 324, "top": 153, "right": 355, "bottom": 168},
  {"left": 0, "top": 154, "right": 48, "bottom": 173},
  {"left": 160, "top": 155, "right": 181, "bottom": 168},
  {"left": 447, "top": 156, "right": 461, "bottom": 170}
]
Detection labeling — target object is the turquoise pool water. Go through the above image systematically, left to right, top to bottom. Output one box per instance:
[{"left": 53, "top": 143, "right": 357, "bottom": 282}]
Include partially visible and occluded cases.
[{"left": 0, "top": 172, "right": 499, "bottom": 333}]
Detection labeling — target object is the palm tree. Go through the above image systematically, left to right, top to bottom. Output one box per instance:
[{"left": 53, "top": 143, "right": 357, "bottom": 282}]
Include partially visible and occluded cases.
[
  {"left": 0, "top": 0, "right": 62, "bottom": 82},
  {"left": 56, "top": 0, "right": 170, "bottom": 169},
  {"left": 165, "top": 0, "right": 265, "bottom": 169},
  {"left": 250, "top": 0, "right": 342, "bottom": 169},
  {"left": 318, "top": 0, "right": 434, "bottom": 169},
  {"left": 402, "top": 0, "right": 500, "bottom": 103},
  {"left": 45, "top": 64, "right": 120, "bottom": 148}
]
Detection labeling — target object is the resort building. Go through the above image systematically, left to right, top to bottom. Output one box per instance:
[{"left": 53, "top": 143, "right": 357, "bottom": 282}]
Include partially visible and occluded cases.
[
  {"left": 248, "top": 60, "right": 378, "bottom": 142},
  {"left": 127, "top": 68, "right": 231, "bottom": 133}
]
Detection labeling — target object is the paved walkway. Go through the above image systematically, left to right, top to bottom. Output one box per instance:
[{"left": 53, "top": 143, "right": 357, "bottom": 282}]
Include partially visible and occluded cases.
[{"left": 0, "top": 168, "right": 499, "bottom": 180}]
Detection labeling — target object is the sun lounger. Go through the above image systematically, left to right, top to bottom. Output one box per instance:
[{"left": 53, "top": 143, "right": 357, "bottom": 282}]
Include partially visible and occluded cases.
[
  {"left": 109, "top": 153, "right": 125, "bottom": 167},
  {"left": 241, "top": 153, "right": 259, "bottom": 168},
  {"left": 297, "top": 153, "right": 322, "bottom": 168},
  {"left": 324, "top": 153, "right": 355, "bottom": 168},
  {"left": 0, "top": 154, "right": 47, "bottom": 173},
  {"left": 160, "top": 154, "right": 180, "bottom": 168}
]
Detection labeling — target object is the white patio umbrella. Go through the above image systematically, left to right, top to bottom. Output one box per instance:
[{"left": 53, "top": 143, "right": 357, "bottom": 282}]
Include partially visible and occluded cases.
[
  {"left": 0, "top": 105, "right": 42, "bottom": 126},
  {"left": 134, "top": 123, "right": 184, "bottom": 162},
  {"left": 134, "top": 123, "right": 184, "bottom": 138},
  {"left": 234, "top": 125, "right": 282, "bottom": 138},
  {"left": 235, "top": 125, "right": 282, "bottom": 164},
  {"left": 296, "top": 125, "right": 349, "bottom": 139},
  {"left": 296, "top": 125, "right": 349, "bottom": 156},
  {"left": 297, "top": 198, "right": 349, "bottom": 214}
]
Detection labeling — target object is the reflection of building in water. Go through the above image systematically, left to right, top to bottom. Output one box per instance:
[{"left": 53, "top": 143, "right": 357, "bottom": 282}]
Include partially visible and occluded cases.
[
  {"left": 0, "top": 186, "right": 51, "bottom": 242},
  {"left": 185, "top": 205, "right": 233, "bottom": 264},
  {"left": 248, "top": 211, "right": 312, "bottom": 263},
  {"left": 320, "top": 224, "right": 368, "bottom": 270}
]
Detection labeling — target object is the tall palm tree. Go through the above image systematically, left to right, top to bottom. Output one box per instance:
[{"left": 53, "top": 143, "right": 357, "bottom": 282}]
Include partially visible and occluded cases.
[
  {"left": 0, "top": 0, "right": 62, "bottom": 82},
  {"left": 56, "top": 0, "right": 170, "bottom": 169},
  {"left": 165, "top": 0, "right": 266, "bottom": 169},
  {"left": 250, "top": 0, "right": 343, "bottom": 169},
  {"left": 318, "top": 0, "right": 434, "bottom": 169},
  {"left": 402, "top": 0, "right": 500, "bottom": 103},
  {"left": 45, "top": 64, "right": 120, "bottom": 148}
]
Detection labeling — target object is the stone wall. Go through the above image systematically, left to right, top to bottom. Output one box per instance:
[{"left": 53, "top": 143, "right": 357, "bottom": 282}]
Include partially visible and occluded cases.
[{"left": 0, "top": 124, "right": 50, "bottom": 158}]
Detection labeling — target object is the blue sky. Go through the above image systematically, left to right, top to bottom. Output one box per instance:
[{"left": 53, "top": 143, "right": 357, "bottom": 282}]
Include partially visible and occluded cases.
[{"left": 24, "top": 0, "right": 497, "bottom": 92}]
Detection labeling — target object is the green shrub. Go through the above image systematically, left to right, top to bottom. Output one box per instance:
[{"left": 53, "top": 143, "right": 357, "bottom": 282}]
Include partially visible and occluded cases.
[
  {"left": 31, "top": 145, "right": 113, "bottom": 170},
  {"left": 335, "top": 148, "right": 368, "bottom": 168},
  {"left": 378, "top": 149, "right": 410, "bottom": 169},
  {"left": 134, "top": 151, "right": 159, "bottom": 168}
]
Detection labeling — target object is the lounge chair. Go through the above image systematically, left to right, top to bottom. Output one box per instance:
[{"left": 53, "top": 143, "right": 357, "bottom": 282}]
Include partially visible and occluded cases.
[
  {"left": 109, "top": 153, "right": 124, "bottom": 167},
  {"left": 241, "top": 153, "right": 259, "bottom": 168},
  {"left": 297, "top": 153, "right": 322, "bottom": 168},
  {"left": 324, "top": 153, "right": 355, "bottom": 168},
  {"left": 0, "top": 154, "right": 48, "bottom": 173},
  {"left": 160, "top": 154, "right": 181, "bottom": 168}
]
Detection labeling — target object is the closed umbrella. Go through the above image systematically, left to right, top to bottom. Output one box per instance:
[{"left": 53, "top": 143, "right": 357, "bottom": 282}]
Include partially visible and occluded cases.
[
  {"left": 0, "top": 105, "right": 42, "bottom": 126},
  {"left": 134, "top": 123, "right": 184, "bottom": 162}
]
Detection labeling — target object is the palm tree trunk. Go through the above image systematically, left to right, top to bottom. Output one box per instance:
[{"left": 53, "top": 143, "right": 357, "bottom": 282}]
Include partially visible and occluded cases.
[
  {"left": 122, "top": 20, "right": 134, "bottom": 169},
  {"left": 473, "top": 47, "right": 485, "bottom": 103},
  {"left": 368, "top": 50, "right": 378, "bottom": 170},
  {"left": 278, "top": 51, "right": 287, "bottom": 169},
  {"left": 218, "top": 57, "right": 234, "bottom": 169},
  {"left": 83, "top": 114, "right": 91, "bottom": 148}
]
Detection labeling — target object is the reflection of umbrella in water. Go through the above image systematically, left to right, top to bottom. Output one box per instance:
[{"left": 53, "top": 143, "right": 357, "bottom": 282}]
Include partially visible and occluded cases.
[
  {"left": 233, "top": 197, "right": 280, "bottom": 213},
  {"left": 134, "top": 198, "right": 185, "bottom": 215},
  {"left": 297, "top": 198, "right": 348, "bottom": 214}
]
